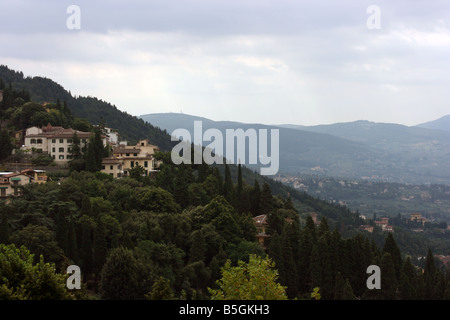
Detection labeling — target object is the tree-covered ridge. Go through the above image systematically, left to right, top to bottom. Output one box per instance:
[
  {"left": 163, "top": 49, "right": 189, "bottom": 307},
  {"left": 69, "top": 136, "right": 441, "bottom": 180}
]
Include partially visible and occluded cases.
[
  {"left": 0, "top": 65, "right": 175, "bottom": 149},
  {"left": 1, "top": 156, "right": 449, "bottom": 300}
]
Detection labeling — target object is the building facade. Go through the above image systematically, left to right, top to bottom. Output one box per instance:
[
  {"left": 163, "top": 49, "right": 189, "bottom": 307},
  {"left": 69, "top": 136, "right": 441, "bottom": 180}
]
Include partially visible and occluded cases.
[
  {"left": 22, "top": 124, "right": 106, "bottom": 164},
  {"left": 101, "top": 139, "right": 161, "bottom": 178},
  {"left": 0, "top": 169, "right": 48, "bottom": 199}
]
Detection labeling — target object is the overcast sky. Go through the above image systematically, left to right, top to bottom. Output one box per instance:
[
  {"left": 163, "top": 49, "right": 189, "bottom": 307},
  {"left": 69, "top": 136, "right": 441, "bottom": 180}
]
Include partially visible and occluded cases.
[{"left": 0, "top": 0, "right": 449, "bottom": 126}]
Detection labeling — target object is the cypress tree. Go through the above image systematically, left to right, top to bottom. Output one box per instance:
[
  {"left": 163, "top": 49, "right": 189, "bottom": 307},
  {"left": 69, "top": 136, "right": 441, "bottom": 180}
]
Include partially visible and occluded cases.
[
  {"left": 93, "top": 127, "right": 104, "bottom": 170},
  {"left": 0, "top": 129, "right": 13, "bottom": 162},
  {"left": 70, "top": 131, "right": 82, "bottom": 160},
  {"left": 85, "top": 137, "right": 97, "bottom": 172},
  {"left": 223, "top": 164, "right": 233, "bottom": 203},
  {"left": 235, "top": 164, "right": 243, "bottom": 213},
  {"left": 250, "top": 180, "right": 261, "bottom": 216},
  {"left": 259, "top": 182, "right": 273, "bottom": 215},
  {"left": 80, "top": 195, "right": 93, "bottom": 217},
  {"left": 0, "top": 210, "right": 9, "bottom": 244},
  {"left": 55, "top": 212, "right": 69, "bottom": 256},
  {"left": 80, "top": 216, "right": 94, "bottom": 274},
  {"left": 317, "top": 217, "right": 329, "bottom": 239},
  {"left": 93, "top": 219, "right": 108, "bottom": 276},
  {"left": 298, "top": 222, "right": 314, "bottom": 292},
  {"left": 281, "top": 227, "right": 299, "bottom": 298},
  {"left": 189, "top": 230, "right": 206, "bottom": 263},
  {"left": 268, "top": 232, "right": 284, "bottom": 281},
  {"left": 310, "top": 233, "right": 334, "bottom": 299},
  {"left": 382, "top": 233, "right": 402, "bottom": 281},
  {"left": 423, "top": 248, "right": 437, "bottom": 299},
  {"left": 380, "top": 252, "right": 399, "bottom": 300},
  {"left": 399, "top": 257, "right": 418, "bottom": 300},
  {"left": 334, "top": 272, "right": 345, "bottom": 300},
  {"left": 334, "top": 272, "right": 355, "bottom": 300},
  {"left": 342, "top": 278, "right": 355, "bottom": 300}
]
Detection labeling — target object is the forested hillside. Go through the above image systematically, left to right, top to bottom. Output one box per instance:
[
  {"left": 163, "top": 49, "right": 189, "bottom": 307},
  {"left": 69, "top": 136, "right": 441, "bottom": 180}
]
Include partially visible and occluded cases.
[
  {"left": 0, "top": 65, "right": 175, "bottom": 150},
  {"left": 2, "top": 157, "right": 449, "bottom": 300}
]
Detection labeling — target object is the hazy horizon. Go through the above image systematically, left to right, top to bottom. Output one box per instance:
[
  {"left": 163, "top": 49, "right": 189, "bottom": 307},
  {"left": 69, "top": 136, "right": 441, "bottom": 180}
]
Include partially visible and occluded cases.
[{"left": 1, "top": 1, "right": 449, "bottom": 126}]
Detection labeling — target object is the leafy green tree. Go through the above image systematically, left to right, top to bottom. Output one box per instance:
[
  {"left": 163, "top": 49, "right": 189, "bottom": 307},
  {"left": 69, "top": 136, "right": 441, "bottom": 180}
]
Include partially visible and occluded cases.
[
  {"left": 72, "top": 118, "right": 92, "bottom": 132},
  {"left": 128, "top": 164, "right": 146, "bottom": 181},
  {"left": 134, "top": 186, "right": 180, "bottom": 214},
  {"left": 10, "top": 224, "right": 66, "bottom": 268},
  {"left": 0, "top": 244, "right": 73, "bottom": 300},
  {"left": 100, "top": 246, "right": 150, "bottom": 300},
  {"left": 209, "top": 254, "right": 288, "bottom": 300},
  {"left": 145, "top": 276, "right": 174, "bottom": 300}
]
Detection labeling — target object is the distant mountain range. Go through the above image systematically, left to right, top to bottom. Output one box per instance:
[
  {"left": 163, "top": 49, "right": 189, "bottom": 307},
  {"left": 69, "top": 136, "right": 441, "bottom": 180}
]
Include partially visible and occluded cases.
[
  {"left": 1, "top": 64, "right": 448, "bottom": 185},
  {"left": 140, "top": 113, "right": 450, "bottom": 185},
  {"left": 416, "top": 115, "right": 450, "bottom": 134}
]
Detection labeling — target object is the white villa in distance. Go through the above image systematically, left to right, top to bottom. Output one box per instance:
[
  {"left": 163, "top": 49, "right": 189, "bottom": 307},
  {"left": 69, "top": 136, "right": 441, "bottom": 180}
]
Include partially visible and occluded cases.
[
  {"left": 21, "top": 123, "right": 161, "bottom": 178},
  {"left": 22, "top": 123, "right": 106, "bottom": 164}
]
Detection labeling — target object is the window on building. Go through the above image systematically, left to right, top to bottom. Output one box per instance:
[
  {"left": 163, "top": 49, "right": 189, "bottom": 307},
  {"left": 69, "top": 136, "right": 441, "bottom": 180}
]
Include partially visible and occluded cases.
[
  {"left": 30, "top": 139, "right": 36, "bottom": 144},
  {"left": 37, "top": 139, "right": 42, "bottom": 144},
  {"left": 52, "top": 139, "right": 56, "bottom": 143},
  {"left": 59, "top": 139, "right": 64, "bottom": 143},
  {"left": 67, "top": 139, "right": 72, "bottom": 143},
  {"left": 52, "top": 147, "right": 55, "bottom": 153},
  {"left": 59, "top": 147, "right": 64, "bottom": 152},
  {"left": 126, "top": 153, "right": 130, "bottom": 157},
  {"left": 134, "top": 153, "right": 138, "bottom": 157},
  {"left": 59, "top": 155, "right": 64, "bottom": 160},
  {"left": 130, "top": 161, "right": 134, "bottom": 168},
  {"left": 144, "top": 161, "right": 148, "bottom": 168},
  {"left": 102, "top": 165, "right": 105, "bottom": 170},
  {"left": 110, "top": 165, "right": 113, "bottom": 170}
]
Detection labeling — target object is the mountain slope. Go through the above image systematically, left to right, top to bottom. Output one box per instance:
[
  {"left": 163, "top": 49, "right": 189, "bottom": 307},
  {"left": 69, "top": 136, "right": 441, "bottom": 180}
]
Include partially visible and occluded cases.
[
  {"left": 0, "top": 65, "right": 176, "bottom": 151},
  {"left": 141, "top": 113, "right": 450, "bottom": 185},
  {"left": 415, "top": 115, "right": 450, "bottom": 134}
]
